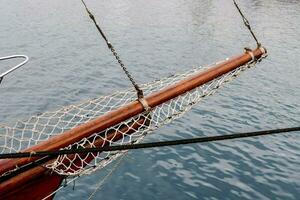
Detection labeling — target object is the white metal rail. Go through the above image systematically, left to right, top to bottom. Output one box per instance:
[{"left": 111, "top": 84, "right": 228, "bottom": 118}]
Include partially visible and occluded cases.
[{"left": 0, "top": 55, "right": 29, "bottom": 84}]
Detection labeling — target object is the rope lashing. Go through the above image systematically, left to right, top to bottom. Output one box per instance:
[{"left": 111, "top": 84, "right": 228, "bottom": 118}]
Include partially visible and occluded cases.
[
  {"left": 259, "top": 46, "right": 267, "bottom": 57},
  {"left": 245, "top": 48, "right": 255, "bottom": 61},
  {"left": 138, "top": 97, "right": 151, "bottom": 112},
  {"left": 0, "top": 126, "right": 298, "bottom": 159}
]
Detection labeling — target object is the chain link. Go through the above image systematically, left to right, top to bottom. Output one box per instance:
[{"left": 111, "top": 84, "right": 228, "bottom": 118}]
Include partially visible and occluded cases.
[
  {"left": 80, "top": 0, "right": 143, "bottom": 98},
  {"left": 232, "top": 0, "right": 261, "bottom": 47},
  {"left": 108, "top": 44, "right": 144, "bottom": 98}
]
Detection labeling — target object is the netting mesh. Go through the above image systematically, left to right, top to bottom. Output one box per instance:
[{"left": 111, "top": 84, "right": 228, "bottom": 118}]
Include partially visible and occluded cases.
[{"left": 0, "top": 57, "right": 260, "bottom": 176}]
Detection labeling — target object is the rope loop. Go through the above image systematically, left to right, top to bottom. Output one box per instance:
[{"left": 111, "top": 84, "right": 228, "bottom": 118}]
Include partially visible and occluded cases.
[
  {"left": 244, "top": 48, "right": 255, "bottom": 62},
  {"left": 138, "top": 97, "right": 151, "bottom": 112}
]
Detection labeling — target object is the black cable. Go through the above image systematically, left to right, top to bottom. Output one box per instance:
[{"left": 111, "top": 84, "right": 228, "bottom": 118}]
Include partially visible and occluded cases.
[
  {"left": 80, "top": 0, "right": 144, "bottom": 98},
  {"left": 232, "top": 0, "right": 261, "bottom": 47},
  {"left": 0, "top": 126, "right": 299, "bottom": 159},
  {"left": 0, "top": 156, "right": 55, "bottom": 183}
]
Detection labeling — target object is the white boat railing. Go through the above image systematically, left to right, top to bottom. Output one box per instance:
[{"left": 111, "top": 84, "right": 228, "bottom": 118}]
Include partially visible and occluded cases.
[{"left": 0, "top": 55, "right": 29, "bottom": 84}]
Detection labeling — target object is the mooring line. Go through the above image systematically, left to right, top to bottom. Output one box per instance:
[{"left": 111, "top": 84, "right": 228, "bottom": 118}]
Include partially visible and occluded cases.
[{"left": 0, "top": 126, "right": 299, "bottom": 159}]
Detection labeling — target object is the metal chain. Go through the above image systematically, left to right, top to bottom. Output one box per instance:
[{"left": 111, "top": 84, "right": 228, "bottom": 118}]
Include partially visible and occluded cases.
[
  {"left": 80, "top": 0, "right": 144, "bottom": 98},
  {"left": 232, "top": 0, "right": 261, "bottom": 47},
  {"left": 109, "top": 45, "right": 144, "bottom": 98}
]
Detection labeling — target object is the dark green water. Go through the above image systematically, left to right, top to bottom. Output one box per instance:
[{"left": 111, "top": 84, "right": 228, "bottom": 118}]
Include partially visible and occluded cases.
[{"left": 0, "top": 0, "right": 299, "bottom": 199}]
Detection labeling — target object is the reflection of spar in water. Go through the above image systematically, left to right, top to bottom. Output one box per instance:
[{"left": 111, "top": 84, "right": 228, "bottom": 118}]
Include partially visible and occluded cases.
[
  {"left": 0, "top": 46, "right": 267, "bottom": 199},
  {"left": 0, "top": 55, "right": 29, "bottom": 84}
]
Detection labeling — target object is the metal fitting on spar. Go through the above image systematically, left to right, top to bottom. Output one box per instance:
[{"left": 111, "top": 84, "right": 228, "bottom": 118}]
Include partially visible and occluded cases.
[{"left": 138, "top": 97, "right": 151, "bottom": 112}]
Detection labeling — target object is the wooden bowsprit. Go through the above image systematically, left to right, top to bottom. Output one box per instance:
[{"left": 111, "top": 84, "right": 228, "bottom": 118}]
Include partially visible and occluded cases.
[{"left": 0, "top": 47, "right": 266, "bottom": 199}]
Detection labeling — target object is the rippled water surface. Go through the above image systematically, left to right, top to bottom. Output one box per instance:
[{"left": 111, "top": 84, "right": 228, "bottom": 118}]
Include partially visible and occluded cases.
[{"left": 1, "top": 0, "right": 300, "bottom": 199}]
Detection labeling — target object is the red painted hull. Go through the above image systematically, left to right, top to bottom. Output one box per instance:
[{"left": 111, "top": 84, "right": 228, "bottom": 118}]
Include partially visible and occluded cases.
[{"left": 2, "top": 171, "right": 63, "bottom": 200}]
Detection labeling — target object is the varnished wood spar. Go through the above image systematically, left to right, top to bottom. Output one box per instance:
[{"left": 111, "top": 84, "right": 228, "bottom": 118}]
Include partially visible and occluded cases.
[
  {"left": 0, "top": 47, "right": 266, "bottom": 177},
  {"left": 0, "top": 117, "right": 147, "bottom": 199}
]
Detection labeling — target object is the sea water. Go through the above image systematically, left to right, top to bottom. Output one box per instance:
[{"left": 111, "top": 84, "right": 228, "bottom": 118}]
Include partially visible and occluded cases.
[{"left": 0, "top": 0, "right": 299, "bottom": 199}]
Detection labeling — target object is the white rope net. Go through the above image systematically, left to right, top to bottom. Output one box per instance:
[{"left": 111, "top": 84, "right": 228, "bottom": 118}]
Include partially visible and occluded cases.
[{"left": 0, "top": 57, "right": 262, "bottom": 177}]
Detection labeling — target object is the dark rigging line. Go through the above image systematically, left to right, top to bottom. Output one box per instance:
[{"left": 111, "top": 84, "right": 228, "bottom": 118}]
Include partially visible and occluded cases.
[
  {"left": 79, "top": 0, "right": 261, "bottom": 97},
  {"left": 80, "top": 0, "right": 144, "bottom": 98},
  {"left": 232, "top": 0, "right": 261, "bottom": 47},
  {"left": 0, "top": 126, "right": 299, "bottom": 159}
]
